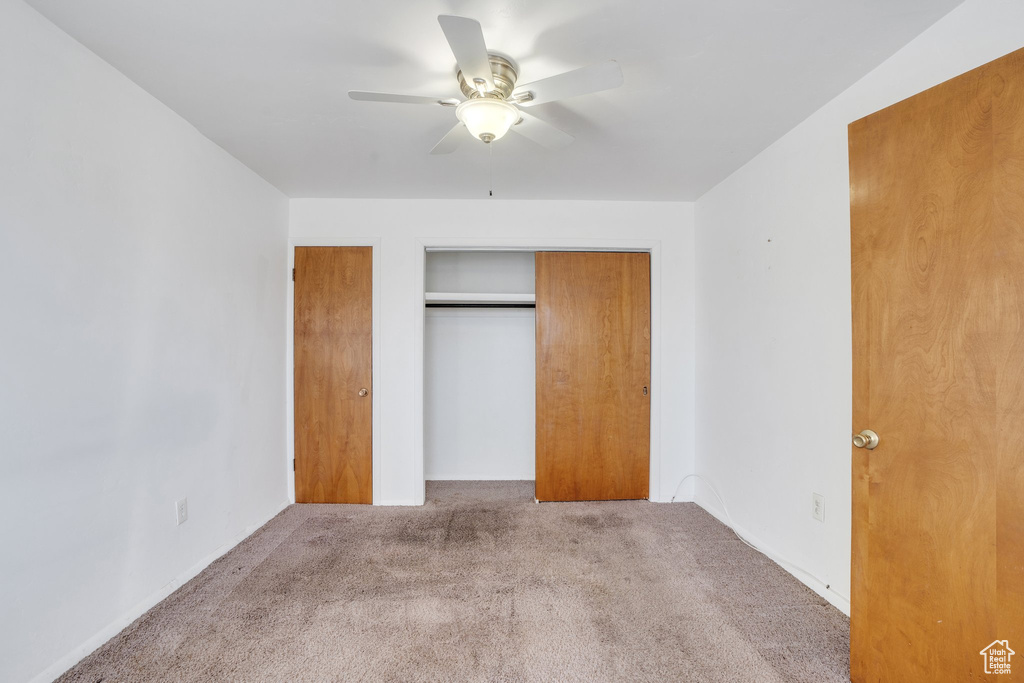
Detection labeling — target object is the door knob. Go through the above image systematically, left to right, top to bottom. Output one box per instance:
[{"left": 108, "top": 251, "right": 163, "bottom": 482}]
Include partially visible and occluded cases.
[
  {"left": 358, "top": 388, "right": 369, "bottom": 397},
  {"left": 853, "top": 429, "right": 879, "bottom": 450}
]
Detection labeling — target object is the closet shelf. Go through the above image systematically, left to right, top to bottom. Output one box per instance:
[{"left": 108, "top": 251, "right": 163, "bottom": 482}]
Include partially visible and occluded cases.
[{"left": 425, "top": 292, "right": 536, "bottom": 306}]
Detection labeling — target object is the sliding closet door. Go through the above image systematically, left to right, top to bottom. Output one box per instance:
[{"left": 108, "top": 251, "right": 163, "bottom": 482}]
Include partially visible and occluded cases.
[
  {"left": 294, "top": 247, "right": 372, "bottom": 504},
  {"left": 535, "top": 252, "right": 651, "bottom": 501}
]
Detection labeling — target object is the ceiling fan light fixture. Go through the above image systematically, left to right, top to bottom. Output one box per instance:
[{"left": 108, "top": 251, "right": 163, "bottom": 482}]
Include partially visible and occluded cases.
[
  {"left": 351, "top": 16, "right": 622, "bottom": 154},
  {"left": 455, "top": 98, "right": 519, "bottom": 143}
]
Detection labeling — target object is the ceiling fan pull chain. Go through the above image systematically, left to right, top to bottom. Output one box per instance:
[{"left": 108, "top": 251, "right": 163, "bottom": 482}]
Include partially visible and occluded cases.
[{"left": 489, "top": 142, "right": 493, "bottom": 197}]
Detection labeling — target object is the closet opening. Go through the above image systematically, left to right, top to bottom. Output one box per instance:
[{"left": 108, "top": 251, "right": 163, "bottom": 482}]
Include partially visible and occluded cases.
[{"left": 424, "top": 251, "right": 537, "bottom": 493}]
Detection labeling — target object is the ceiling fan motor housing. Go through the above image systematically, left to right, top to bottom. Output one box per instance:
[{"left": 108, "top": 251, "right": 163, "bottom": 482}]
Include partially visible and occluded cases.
[{"left": 458, "top": 55, "right": 518, "bottom": 100}]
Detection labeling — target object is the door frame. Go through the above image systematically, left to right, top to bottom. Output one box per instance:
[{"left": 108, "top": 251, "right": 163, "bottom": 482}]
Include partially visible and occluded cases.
[
  {"left": 416, "top": 237, "right": 664, "bottom": 502},
  {"left": 286, "top": 238, "right": 382, "bottom": 504}
]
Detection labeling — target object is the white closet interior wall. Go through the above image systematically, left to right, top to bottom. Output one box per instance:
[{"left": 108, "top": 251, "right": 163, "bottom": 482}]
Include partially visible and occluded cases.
[{"left": 424, "top": 251, "right": 536, "bottom": 481}]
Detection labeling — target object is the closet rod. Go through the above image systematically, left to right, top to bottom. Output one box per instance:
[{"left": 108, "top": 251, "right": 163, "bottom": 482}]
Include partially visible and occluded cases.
[{"left": 425, "top": 303, "right": 536, "bottom": 309}]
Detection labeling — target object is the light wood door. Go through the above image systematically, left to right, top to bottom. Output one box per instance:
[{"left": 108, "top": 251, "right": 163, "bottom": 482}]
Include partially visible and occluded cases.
[
  {"left": 850, "top": 48, "right": 1024, "bottom": 681},
  {"left": 294, "top": 247, "right": 372, "bottom": 504},
  {"left": 535, "top": 251, "right": 651, "bottom": 502}
]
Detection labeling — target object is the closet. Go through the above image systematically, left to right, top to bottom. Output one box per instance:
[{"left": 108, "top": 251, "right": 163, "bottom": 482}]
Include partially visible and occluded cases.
[
  {"left": 425, "top": 250, "right": 651, "bottom": 501},
  {"left": 424, "top": 251, "right": 536, "bottom": 481}
]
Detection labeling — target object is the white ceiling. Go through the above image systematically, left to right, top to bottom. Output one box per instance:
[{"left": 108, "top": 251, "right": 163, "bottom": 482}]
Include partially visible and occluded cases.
[{"left": 26, "top": 0, "right": 963, "bottom": 200}]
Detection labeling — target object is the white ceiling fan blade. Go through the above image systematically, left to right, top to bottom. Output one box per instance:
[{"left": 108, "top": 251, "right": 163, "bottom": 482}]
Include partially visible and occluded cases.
[
  {"left": 437, "top": 15, "right": 495, "bottom": 93},
  {"left": 512, "top": 61, "right": 623, "bottom": 107},
  {"left": 349, "top": 91, "right": 459, "bottom": 107},
  {"left": 510, "top": 110, "right": 574, "bottom": 150},
  {"left": 430, "top": 123, "right": 466, "bottom": 155}
]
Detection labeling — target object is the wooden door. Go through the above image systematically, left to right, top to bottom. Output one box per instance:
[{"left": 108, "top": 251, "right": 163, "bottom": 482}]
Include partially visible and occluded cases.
[
  {"left": 849, "top": 48, "right": 1024, "bottom": 681},
  {"left": 293, "top": 247, "right": 372, "bottom": 504},
  {"left": 535, "top": 252, "right": 651, "bottom": 502}
]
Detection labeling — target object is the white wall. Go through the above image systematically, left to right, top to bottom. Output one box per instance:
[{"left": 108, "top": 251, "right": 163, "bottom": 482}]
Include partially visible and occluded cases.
[
  {"left": 693, "top": 0, "right": 1024, "bottom": 614},
  {"left": 0, "top": 3, "right": 290, "bottom": 681},
  {"left": 289, "top": 199, "right": 695, "bottom": 505},
  {"left": 425, "top": 250, "right": 536, "bottom": 294},
  {"left": 425, "top": 309, "right": 535, "bottom": 480}
]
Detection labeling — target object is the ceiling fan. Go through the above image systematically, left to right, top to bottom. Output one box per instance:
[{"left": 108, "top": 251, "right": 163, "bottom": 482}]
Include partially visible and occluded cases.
[{"left": 348, "top": 15, "right": 623, "bottom": 154}]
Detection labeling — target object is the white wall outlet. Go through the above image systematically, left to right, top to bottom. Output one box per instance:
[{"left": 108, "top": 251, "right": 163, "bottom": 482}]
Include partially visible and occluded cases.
[
  {"left": 812, "top": 493, "right": 825, "bottom": 522},
  {"left": 175, "top": 497, "right": 188, "bottom": 526}
]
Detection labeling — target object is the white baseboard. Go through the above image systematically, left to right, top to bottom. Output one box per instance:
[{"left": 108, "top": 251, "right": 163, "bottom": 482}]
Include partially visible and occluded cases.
[
  {"left": 692, "top": 495, "right": 851, "bottom": 616},
  {"left": 31, "top": 500, "right": 291, "bottom": 683}
]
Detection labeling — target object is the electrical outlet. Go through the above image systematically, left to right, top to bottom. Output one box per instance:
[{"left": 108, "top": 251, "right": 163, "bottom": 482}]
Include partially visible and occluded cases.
[
  {"left": 812, "top": 493, "right": 825, "bottom": 522},
  {"left": 175, "top": 498, "right": 188, "bottom": 526}
]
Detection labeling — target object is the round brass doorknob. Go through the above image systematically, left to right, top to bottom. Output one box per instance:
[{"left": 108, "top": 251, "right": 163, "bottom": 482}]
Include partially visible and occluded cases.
[
  {"left": 358, "top": 388, "right": 369, "bottom": 397},
  {"left": 853, "top": 429, "right": 879, "bottom": 450}
]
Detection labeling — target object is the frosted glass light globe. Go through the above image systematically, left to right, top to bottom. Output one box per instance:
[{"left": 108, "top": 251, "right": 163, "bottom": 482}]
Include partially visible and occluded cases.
[{"left": 456, "top": 98, "right": 520, "bottom": 143}]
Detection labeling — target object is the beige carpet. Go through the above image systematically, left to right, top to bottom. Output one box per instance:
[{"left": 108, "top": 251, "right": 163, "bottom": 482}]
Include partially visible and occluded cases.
[{"left": 58, "top": 481, "right": 849, "bottom": 682}]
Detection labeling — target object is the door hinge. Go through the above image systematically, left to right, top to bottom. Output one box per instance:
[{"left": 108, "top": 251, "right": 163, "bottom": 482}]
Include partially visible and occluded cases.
[
  {"left": 292, "top": 268, "right": 295, "bottom": 282},
  {"left": 293, "top": 458, "right": 296, "bottom": 471}
]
